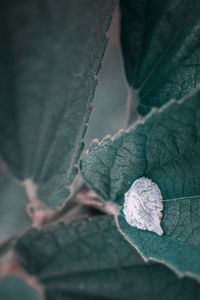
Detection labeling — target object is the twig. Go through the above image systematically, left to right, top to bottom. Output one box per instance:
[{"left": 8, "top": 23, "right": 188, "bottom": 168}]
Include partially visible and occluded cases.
[{"left": 0, "top": 235, "right": 19, "bottom": 256}]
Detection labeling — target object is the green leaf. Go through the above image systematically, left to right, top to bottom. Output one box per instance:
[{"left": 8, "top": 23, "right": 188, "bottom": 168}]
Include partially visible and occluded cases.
[
  {"left": 0, "top": 0, "right": 117, "bottom": 208},
  {"left": 120, "top": 0, "right": 200, "bottom": 119},
  {"left": 85, "top": 10, "right": 128, "bottom": 148},
  {"left": 80, "top": 89, "right": 200, "bottom": 279},
  {"left": 0, "top": 176, "right": 31, "bottom": 244},
  {"left": 14, "top": 216, "right": 200, "bottom": 300},
  {"left": 0, "top": 276, "right": 40, "bottom": 300}
]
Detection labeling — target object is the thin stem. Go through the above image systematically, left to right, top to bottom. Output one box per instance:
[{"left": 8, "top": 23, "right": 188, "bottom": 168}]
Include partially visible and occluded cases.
[
  {"left": 41, "top": 184, "right": 91, "bottom": 227},
  {"left": 0, "top": 235, "right": 19, "bottom": 256}
]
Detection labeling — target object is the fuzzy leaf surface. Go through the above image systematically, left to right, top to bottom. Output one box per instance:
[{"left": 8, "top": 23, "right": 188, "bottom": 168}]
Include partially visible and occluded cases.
[
  {"left": 0, "top": 0, "right": 117, "bottom": 207},
  {"left": 120, "top": 0, "right": 200, "bottom": 119},
  {"left": 80, "top": 89, "right": 200, "bottom": 279},
  {"left": 14, "top": 216, "right": 200, "bottom": 300}
]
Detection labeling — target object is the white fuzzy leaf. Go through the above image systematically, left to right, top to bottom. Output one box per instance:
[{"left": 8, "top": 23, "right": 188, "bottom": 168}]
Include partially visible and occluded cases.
[{"left": 123, "top": 177, "right": 163, "bottom": 235}]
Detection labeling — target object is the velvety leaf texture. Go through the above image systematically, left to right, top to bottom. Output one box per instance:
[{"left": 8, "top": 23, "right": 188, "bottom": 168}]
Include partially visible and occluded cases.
[
  {"left": 0, "top": 0, "right": 117, "bottom": 207},
  {"left": 120, "top": 0, "right": 200, "bottom": 119},
  {"left": 80, "top": 88, "right": 200, "bottom": 279},
  {"left": 14, "top": 216, "right": 200, "bottom": 300}
]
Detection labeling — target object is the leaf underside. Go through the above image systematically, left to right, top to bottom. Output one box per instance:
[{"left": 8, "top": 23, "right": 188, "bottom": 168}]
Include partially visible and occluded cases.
[
  {"left": 0, "top": 0, "right": 117, "bottom": 208},
  {"left": 120, "top": 0, "right": 200, "bottom": 120},
  {"left": 80, "top": 88, "right": 200, "bottom": 279},
  {"left": 14, "top": 216, "right": 200, "bottom": 300}
]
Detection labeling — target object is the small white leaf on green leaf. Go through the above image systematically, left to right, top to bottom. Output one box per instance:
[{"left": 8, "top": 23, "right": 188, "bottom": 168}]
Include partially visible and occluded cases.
[
  {"left": 80, "top": 88, "right": 200, "bottom": 279},
  {"left": 123, "top": 177, "right": 163, "bottom": 236}
]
